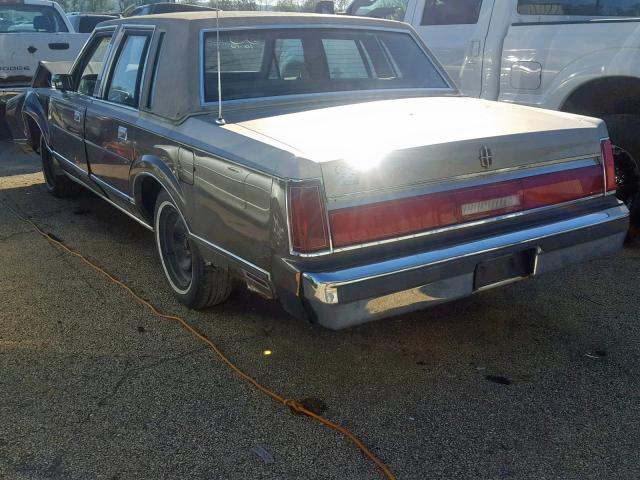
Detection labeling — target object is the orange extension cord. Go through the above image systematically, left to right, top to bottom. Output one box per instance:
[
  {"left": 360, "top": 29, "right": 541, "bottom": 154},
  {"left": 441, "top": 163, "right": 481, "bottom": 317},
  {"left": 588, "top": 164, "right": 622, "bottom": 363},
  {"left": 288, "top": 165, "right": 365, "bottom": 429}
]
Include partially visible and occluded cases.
[{"left": 6, "top": 203, "right": 397, "bottom": 480}]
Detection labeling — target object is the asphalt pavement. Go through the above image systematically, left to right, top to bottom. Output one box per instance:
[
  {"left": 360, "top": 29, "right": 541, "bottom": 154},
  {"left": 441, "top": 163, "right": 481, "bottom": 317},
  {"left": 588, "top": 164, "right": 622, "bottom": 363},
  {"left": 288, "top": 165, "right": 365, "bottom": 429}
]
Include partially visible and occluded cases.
[{"left": 1, "top": 141, "right": 639, "bottom": 480}]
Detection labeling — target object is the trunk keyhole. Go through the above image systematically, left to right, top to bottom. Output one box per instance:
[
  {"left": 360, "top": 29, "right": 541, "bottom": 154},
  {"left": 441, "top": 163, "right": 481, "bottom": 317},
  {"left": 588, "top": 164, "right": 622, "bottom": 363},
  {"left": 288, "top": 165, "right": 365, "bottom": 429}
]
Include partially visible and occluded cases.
[{"left": 27, "top": 46, "right": 37, "bottom": 54}]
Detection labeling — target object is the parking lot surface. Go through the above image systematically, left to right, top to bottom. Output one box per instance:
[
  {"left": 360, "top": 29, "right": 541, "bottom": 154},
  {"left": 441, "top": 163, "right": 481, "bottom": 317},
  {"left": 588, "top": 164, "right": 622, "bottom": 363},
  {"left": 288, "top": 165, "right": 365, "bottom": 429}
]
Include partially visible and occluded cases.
[{"left": 1, "top": 141, "right": 639, "bottom": 480}]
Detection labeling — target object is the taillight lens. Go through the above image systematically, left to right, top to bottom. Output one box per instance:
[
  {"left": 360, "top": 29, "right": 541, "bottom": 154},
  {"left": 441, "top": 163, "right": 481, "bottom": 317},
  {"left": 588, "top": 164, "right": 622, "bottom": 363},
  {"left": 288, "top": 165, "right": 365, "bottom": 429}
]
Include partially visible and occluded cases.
[
  {"left": 601, "top": 138, "right": 616, "bottom": 192},
  {"left": 329, "top": 165, "right": 604, "bottom": 249},
  {"left": 288, "top": 182, "right": 330, "bottom": 253}
]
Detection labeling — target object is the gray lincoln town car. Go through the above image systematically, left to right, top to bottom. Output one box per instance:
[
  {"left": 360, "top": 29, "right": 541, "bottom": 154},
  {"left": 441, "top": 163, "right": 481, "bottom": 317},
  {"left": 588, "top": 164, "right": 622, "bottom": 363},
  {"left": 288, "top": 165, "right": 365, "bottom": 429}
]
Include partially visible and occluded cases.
[{"left": 7, "top": 12, "right": 629, "bottom": 329}]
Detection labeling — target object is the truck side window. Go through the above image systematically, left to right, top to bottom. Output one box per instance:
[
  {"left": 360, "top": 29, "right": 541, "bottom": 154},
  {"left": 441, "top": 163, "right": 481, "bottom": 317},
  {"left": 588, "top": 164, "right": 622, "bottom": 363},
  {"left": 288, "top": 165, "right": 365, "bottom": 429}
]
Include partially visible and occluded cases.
[
  {"left": 421, "top": 0, "right": 483, "bottom": 25},
  {"left": 518, "top": 0, "right": 640, "bottom": 16},
  {"left": 106, "top": 33, "right": 151, "bottom": 108},
  {"left": 76, "top": 36, "right": 112, "bottom": 96}
]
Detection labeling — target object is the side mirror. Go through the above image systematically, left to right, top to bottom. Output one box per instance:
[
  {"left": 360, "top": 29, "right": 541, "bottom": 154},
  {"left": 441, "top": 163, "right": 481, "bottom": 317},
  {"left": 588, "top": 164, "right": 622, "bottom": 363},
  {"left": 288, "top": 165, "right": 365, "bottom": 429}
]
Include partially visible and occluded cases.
[{"left": 52, "top": 73, "right": 73, "bottom": 92}]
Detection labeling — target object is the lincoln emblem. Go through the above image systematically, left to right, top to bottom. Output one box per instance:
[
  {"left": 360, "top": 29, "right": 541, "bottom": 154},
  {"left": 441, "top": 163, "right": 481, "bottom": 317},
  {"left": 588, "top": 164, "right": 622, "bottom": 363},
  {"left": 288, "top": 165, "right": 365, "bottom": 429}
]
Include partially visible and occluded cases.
[{"left": 479, "top": 145, "right": 493, "bottom": 168}]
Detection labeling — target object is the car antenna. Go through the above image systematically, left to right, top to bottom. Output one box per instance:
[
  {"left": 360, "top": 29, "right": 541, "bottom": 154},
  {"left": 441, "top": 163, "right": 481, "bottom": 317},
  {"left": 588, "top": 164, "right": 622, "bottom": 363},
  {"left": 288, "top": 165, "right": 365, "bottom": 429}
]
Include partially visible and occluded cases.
[{"left": 215, "top": 6, "right": 225, "bottom": 125}]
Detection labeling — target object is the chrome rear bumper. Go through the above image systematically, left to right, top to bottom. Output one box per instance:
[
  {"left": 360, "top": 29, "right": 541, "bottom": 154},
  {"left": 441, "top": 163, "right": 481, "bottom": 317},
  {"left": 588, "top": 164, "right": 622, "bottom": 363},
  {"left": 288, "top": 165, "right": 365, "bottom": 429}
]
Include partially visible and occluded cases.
[{"left": 302, "top": 204, "right": 629, "bottom": 330}]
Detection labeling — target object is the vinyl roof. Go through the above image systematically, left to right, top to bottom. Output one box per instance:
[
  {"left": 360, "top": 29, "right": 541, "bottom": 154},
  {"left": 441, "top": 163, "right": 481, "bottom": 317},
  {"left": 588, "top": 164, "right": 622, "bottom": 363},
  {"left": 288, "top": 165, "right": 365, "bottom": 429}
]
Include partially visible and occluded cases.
[{"left": 102, "top": 10, "right": 409, "bottom": 30}]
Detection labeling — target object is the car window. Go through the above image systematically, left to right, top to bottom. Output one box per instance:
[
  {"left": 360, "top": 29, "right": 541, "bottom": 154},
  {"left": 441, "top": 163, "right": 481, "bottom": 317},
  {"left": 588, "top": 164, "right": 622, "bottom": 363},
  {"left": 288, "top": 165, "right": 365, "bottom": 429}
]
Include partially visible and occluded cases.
[
  {"left": 350, "top": 0, "right": 409, "bottom": 20},
  {"left": 421, "top": 0, "right": 483, "bottom": 25},
  {"left": 518, "top": 0, "right": 640, "bottom": 16},
  {"left": 0, "top": 4, "right": 68, "bottom": 33},
  {"left": 203, "top": 28, "right": 448, "bottom": 102},
  {"left": 106, "top": 33, "right": 151, "bottom": 108},
  {"left": 76, "top": 36, "right": 112, "bottom": 96},
  {"left": 269, "top": 38, "right": 305, "bottom": 79},
  {"left": 323, "top": 39, "right": 369, "bottom": 79}
]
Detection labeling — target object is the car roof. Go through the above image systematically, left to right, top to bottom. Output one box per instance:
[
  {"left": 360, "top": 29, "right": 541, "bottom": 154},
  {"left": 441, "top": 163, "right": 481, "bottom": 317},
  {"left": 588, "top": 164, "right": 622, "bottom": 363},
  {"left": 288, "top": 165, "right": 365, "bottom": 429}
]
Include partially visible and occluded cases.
[
  {"left": 101, "top": 10, "right": 408, "bottom": 30},
  {"left": 98, "top": 11, "right": 416, "bottom": 121}
]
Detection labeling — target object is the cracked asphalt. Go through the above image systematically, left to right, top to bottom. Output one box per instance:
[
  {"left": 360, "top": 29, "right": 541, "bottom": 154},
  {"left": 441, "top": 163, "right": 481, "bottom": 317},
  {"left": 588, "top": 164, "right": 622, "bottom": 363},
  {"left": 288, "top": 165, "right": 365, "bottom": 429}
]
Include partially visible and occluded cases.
[{"left": 0, "top": 141, "right": 639, "bottom": 480}]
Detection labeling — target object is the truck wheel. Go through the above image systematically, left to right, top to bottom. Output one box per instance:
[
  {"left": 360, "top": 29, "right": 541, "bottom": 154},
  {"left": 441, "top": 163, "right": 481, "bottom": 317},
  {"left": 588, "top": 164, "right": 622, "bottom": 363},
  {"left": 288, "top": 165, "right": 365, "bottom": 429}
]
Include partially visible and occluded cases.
[
  {"left": 603, "top": 115, "right": 640, "bottom": 234},
  {"left": 40, "top": 136, "right": 81, "bottom": 198},
  {"left": 154, "top": 190, "right": 232, "bottom": 309}
]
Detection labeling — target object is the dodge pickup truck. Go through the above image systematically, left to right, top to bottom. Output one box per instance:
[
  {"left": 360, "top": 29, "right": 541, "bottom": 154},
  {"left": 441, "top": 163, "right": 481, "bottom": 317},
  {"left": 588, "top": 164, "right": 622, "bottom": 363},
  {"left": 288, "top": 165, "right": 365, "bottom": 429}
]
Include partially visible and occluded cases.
[
  {"left": 0, "top": 0, "right": 88, "bottom": 133},
  {"left": 348, "top": 0, "right": 640, "bottom": 224}
]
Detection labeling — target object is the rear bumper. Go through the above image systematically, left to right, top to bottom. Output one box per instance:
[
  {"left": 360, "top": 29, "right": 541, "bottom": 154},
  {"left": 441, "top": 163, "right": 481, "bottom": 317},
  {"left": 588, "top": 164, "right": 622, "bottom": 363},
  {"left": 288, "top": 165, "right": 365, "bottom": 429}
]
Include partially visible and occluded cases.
[{"left": 302, "top": 204, "right": 628, "bottom": 330}]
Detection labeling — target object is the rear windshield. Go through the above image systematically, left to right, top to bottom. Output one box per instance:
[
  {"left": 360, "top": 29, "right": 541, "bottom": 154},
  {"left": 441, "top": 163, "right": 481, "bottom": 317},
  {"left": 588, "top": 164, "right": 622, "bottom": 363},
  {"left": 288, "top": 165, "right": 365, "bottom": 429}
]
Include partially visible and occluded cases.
[
  {"left": 0, "top": 5, "right": 68, "bottom": 33},
  {"left": 202, "top": 28, "right": 448, "bottom": 102}
]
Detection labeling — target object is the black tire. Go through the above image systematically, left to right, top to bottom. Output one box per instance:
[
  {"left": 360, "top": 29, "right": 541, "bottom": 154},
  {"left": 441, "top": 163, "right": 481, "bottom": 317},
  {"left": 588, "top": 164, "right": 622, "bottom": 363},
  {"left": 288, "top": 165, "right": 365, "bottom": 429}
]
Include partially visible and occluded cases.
[
  {"left": 603, "top": 115, "right": 640, "bottom": 234},
  {"left": 40, "top": 136, "right": 81, "bottom": 198},
  {"left": 154, "top": 190, "right": 232, "bottom": 309}
]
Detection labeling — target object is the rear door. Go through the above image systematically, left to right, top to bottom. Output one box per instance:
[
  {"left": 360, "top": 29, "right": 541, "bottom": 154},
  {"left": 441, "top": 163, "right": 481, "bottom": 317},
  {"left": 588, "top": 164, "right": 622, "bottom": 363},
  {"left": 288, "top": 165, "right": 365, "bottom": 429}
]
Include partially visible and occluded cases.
[
  {"left": 410, "top": 0, "right": 494, "bottom": 96},
  {"left": 0, "top": 2, "right": 88, "bottom": 89},
  {"left": 84, "top": 26, "right": 154, "bottom": 199},
  {"left": 48, "top": 29, "right": 114, "bottom": 175}
]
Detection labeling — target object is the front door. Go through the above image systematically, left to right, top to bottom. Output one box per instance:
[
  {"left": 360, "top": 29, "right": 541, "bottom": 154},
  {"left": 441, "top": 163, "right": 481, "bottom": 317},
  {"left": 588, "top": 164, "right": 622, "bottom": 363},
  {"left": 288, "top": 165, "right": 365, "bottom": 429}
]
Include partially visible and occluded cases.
[
  {"left": 411, "top": 0, "right": 494, "bottom": 97},
  {"left": 85, "top": 29, "right": 153, "bottom": 199},
  {"left": 48, "top": 31, "right": 114, "bottom": 175}
]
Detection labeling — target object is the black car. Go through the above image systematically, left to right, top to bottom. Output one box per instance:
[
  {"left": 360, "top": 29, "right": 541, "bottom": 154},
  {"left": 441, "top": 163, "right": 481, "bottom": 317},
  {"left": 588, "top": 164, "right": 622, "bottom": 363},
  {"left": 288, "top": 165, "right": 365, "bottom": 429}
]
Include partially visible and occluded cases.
[{"left": 67, "top": 13, "right": 120, "bottom": 33}]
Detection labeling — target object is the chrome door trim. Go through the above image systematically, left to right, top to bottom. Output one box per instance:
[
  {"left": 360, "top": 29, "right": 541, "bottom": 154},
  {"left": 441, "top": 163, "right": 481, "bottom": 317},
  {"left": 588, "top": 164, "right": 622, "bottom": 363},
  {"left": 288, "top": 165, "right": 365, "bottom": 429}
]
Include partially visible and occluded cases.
[
  {"left": 51, "top": 148, "right": 88, "bottom": 176},
  {"left": 60, "top": 171, "right": 154, "bottom": 231},
  {"left": 90, "top": 173, "right": 135, "bottom": 204}
]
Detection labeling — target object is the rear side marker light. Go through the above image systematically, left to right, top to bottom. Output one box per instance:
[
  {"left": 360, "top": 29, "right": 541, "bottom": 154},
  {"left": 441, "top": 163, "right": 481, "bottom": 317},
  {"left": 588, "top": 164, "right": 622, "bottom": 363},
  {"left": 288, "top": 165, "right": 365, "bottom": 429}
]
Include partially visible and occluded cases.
[
  {"left": 601, "top": 138, "right": 616, "bottom": 192},
  {"left": 288, "top": 181, "right": 330, "bottom": 253}
]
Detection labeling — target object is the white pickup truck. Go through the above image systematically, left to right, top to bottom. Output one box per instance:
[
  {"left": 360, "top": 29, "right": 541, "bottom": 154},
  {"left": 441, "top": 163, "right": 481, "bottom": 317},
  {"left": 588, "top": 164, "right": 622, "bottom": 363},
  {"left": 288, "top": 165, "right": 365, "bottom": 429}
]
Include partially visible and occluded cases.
[
  {"left": 0, "top": 0, "right": 88, "bottom": 132},
  {"left": 348, "top": 0, "right": 640, "bottom": 221}
]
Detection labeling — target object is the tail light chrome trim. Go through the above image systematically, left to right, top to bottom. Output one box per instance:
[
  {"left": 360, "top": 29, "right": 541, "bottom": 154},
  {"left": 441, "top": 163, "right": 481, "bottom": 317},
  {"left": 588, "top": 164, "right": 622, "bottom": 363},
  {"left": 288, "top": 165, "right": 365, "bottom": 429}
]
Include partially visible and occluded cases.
[{"left": 600, "top": 138, "right": 617, "bottom": 194}]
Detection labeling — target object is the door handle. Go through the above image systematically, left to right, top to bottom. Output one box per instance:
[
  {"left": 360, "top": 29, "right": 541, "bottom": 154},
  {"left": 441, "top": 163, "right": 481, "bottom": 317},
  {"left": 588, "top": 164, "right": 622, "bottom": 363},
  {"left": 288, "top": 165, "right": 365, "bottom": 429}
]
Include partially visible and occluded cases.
[
  {"left": 470, "top": 40, "right": 481, "bottom": 57},
  {"left": 49, "top": 42, "right": 69, "bottom": 50},
  {"left": 73, "top": 111, "right": 81, "bottom": 123},
  {"left": 117, "top": 126, "right": 128, "bottom": 142}
]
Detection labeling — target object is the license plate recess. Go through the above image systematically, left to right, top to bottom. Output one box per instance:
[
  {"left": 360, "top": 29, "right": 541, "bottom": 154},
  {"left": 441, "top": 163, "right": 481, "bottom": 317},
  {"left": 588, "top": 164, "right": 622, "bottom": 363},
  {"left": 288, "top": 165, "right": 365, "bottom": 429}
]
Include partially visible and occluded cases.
[{"left": 473, "top": 249, "right": 536, "bottom": 291}]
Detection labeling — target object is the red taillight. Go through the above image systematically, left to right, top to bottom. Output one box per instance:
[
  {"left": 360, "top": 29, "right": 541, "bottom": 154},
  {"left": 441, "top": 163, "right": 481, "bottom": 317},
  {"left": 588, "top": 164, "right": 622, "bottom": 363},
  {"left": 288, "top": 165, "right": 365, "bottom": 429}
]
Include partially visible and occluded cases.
[
  {"left": 601, "top": 138, "right": 616, "bottom": 192},
  {"left": 329, "top": 165, "right": 604, "bottom": 249},
  {"left": 522, "top": 166, "right": 603, "bottom": 209},
  {"left": 288, "top": 182, "right": 330, "bottom": 253},
  {"left": 329, "top": 191, "right": 458, "bottom": 248}
]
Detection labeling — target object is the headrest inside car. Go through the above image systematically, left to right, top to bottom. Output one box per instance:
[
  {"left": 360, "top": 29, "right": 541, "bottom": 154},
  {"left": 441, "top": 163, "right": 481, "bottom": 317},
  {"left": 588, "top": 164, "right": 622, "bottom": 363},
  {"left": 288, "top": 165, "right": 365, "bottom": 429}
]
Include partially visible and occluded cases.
[{"left": 33, "top": 16, "right": 53, "bottom": 32}]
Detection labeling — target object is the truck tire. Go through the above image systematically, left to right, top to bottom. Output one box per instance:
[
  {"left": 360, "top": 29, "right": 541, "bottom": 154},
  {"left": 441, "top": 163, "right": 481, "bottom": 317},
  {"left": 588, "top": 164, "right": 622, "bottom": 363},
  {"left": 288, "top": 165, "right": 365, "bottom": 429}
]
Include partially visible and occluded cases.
[
  {"left": 603, "top": 114, "right": 640, "bottom": 234},
  {"left": 40, "top": 136, "right": 81, "bottom": 198},
  {"left": 154, "top": 190, "right": 232, "bottom": 309}
]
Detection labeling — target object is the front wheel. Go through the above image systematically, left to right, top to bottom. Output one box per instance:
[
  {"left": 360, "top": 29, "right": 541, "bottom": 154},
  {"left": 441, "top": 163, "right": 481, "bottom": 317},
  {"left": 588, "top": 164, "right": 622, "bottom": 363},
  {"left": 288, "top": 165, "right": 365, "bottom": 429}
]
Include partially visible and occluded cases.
[
  {"left": 40, "top": 136, "right": 80, "bottom": 198},
  {"left": 154, "top": 191, "right": 232, "bottom": 309}
]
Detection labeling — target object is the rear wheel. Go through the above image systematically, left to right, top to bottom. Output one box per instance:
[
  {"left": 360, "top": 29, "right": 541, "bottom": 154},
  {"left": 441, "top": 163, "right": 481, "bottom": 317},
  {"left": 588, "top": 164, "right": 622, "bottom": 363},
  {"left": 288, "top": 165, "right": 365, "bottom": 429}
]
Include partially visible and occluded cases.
[
  {"left": 603, "top": 115, "right": 640, "bottom": 235},
  {"left": 40, "top": 136, "right": 81, "bottom": 198},
  {"left": 154, "top": 190, "right": 232, "bottom": 308}
]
